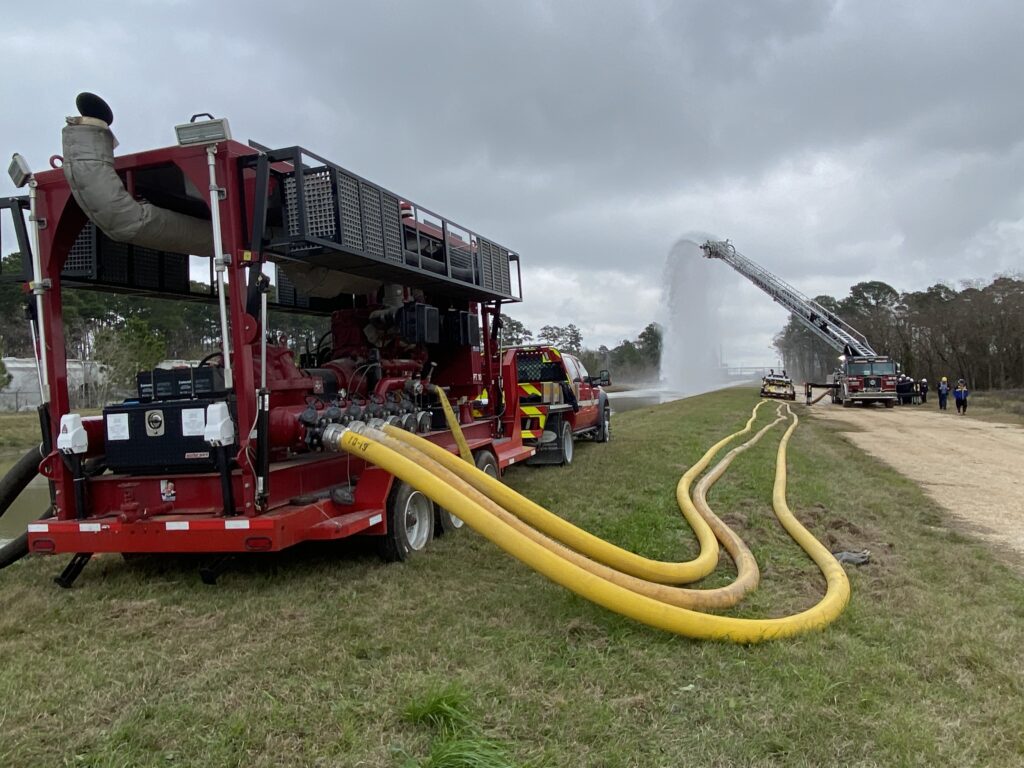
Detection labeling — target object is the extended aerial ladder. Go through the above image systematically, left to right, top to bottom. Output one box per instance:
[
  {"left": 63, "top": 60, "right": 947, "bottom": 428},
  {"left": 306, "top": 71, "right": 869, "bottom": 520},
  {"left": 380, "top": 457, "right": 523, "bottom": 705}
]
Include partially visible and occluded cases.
[
  {"left": 700, "top": 240, "right": 898, "bottom": 407},
  {"left": 700, "top": 240, "right": 874, "bottom": 356}
]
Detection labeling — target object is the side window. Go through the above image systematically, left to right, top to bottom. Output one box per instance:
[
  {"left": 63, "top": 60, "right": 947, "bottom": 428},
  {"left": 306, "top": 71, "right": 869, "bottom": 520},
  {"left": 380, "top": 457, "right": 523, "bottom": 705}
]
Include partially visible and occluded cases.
[
  {"left": 564, "top": 356, "right": 581, "bottom": 382},
  {"left": 575, "top": 359, "right": 590, "bottom": 380}
]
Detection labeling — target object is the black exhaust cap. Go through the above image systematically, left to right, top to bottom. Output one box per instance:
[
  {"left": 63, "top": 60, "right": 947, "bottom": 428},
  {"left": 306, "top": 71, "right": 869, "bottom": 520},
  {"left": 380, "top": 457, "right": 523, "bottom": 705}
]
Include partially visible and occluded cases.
[{"left": 75, "top": 92, "right": 113, "bottom": 126}]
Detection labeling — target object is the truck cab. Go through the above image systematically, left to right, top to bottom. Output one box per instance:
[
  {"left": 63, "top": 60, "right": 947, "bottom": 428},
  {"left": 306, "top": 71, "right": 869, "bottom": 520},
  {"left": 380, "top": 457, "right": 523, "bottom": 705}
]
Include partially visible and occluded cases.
[
  {"left": 505, "top": 346, "right": 611, "bottom": 465},
  {"left": 831, "top": 356, "right": 898, "bottom": 408}
]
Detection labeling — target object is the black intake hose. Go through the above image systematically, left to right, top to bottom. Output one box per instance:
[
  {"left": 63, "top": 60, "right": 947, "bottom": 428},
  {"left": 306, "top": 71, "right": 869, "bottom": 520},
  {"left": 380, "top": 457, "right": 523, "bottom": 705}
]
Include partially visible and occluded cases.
[
  {"left": 0, "top": 445, "right": 43, "bottom": 521},
  {"left": 0, "top": 508, "right": 54, "bottom": 571}
]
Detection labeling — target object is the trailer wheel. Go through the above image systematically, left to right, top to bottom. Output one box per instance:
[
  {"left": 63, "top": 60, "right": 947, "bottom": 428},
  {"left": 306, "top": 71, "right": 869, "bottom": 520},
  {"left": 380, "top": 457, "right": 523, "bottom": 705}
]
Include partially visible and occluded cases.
[
  {"left": 596, "top": 407, "right": 611, "bottom": 443},
  {"left": 560, "top": 421, "right": 574, "bottom": 465},
  {"left": 436, "top": 450, "right": 499, "bottom": 535},
  {"left": 379, "top": 481, "right": 434, "bottom": 562}
]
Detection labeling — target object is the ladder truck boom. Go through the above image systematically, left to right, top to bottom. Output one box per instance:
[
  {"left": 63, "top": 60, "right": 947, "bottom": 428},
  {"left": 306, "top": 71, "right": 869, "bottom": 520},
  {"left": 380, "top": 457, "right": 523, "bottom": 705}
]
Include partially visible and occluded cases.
[
  {"left": 699, "top": 240, "right": 875, "bottom": 357},
  {"left": 700, "top": 240, "right": 899, "bottom": 409}
]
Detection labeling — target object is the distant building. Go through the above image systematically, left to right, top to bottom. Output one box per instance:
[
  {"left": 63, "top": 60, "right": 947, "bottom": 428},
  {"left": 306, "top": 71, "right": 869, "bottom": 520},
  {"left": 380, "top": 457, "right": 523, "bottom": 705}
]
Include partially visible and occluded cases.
[{"left": 1, "top": 357, "right": 106, "bottom": 411}]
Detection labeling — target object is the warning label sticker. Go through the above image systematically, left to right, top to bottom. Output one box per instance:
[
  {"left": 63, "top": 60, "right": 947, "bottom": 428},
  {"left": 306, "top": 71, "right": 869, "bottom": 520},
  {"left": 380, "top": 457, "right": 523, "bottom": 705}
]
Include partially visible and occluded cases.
[{"left": 106, "top": 413, "right": 130, "bottom": 441}]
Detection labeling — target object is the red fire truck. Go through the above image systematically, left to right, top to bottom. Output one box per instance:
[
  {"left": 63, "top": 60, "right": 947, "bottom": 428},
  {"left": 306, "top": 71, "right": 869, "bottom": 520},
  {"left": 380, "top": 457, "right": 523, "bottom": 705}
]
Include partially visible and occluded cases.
[{"left": 0, "top": 92, "right": 574, "bottom": 585}]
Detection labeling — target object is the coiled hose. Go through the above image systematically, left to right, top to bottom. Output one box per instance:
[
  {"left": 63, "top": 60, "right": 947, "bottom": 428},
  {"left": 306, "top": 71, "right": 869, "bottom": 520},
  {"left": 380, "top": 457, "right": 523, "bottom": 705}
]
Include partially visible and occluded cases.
[
  {"left": 401, "top": 401, "right": 769, "bottom": 585},
  {"left": 328, "top": 405, "right": 850, "bottom": 642},
  {"left": 369, "top": 406, "right": 784, "bottom": 610}
]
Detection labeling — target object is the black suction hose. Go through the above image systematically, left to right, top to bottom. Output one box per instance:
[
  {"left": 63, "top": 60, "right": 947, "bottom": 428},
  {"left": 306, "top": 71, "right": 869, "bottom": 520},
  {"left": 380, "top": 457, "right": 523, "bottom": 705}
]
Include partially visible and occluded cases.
[
  {"left": 0, "top": 445, "right": 43, "bottom": 521},
  {"left": 0, "top": 508, "right": 54, "bottom": 570}
]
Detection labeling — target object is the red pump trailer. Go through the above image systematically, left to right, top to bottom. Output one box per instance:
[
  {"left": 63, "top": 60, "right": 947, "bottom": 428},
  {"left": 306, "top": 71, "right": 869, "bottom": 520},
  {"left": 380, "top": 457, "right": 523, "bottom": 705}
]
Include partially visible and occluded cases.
[{"left": 3, "top": 94, "right": 535, "bottom": 585}]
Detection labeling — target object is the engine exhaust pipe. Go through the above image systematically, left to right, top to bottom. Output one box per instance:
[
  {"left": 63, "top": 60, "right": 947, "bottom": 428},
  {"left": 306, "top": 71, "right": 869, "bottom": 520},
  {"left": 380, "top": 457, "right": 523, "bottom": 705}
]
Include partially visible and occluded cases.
[{"left": 61, "top": 93, "right": 215, "bottom": 257}]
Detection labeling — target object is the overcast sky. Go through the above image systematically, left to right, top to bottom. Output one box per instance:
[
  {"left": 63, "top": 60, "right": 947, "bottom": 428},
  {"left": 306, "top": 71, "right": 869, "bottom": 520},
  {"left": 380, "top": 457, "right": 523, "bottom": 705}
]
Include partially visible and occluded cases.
[{"left": 2, "top": 1, "right": 1022, "bottom": 366}]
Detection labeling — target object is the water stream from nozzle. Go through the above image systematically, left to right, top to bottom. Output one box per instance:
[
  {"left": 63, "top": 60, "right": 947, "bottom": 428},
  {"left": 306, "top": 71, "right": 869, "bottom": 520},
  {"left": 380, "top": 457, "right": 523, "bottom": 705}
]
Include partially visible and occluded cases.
[{"left": 659, "top": 239, "right": 731, "bottom": 396}]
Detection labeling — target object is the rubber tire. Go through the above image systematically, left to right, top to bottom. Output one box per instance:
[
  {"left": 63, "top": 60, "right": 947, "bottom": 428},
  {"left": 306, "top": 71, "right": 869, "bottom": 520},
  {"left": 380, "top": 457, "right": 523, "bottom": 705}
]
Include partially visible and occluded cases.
[
  {"left": 842, "top": 398, "right": 853, "bottom": 408},
  {"left": 885, "top": 399, "right": 895, "bottom": 408},
  {"left": 596, "top": 407, "right": 611, "bottom": 443},
  {"left": 560, "top": 421, "right": 574, "bottom": 466},
  {"left": 436, "top": 450, "right": 499, "bottom": 535},
  {"left": 378, "top": 480, "right": 434, "bottom": 562}
]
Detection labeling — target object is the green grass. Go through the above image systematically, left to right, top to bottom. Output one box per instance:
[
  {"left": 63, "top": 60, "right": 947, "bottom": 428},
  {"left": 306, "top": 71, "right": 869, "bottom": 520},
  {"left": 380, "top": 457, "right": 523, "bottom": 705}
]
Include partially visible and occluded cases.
[
  {"left": 1, "top": 387, "right": 1023, "bottom": 766},
  {"left": 969, "top": 388, "right": 1024, "bottom": 426},
  {"left": 0, "top": 411, "right": 45, "bottom": 451}
]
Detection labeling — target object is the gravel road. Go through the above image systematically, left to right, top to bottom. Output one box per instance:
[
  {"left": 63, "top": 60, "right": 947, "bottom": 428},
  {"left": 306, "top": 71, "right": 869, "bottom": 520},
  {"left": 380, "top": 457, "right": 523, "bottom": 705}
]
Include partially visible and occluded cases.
[{"left": 808, "top": 396, "right": 1024, "bottom": 558}]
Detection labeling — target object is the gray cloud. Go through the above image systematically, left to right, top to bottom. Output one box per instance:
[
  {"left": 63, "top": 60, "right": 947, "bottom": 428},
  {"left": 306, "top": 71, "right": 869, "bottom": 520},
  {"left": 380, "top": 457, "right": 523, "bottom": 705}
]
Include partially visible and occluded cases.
[{"left": 2, "top": 0, "right": 1021, "bottom": 364}]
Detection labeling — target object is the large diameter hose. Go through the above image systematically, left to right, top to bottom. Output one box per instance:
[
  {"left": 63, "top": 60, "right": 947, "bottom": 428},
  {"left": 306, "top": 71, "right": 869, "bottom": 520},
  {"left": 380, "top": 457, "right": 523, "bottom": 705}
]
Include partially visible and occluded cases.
[
  {"left": 430, "top": 384, "right": 473, "bottom": 463},
  {"left": 807, "top": 388, "right": 832, "bottom": 405},
  {"left": 379, "top": 402, "right": 768, "bottom": 585},
  {"left": 330, "top": 408, "right": 850, "bottom": 642},
  {"left": 367, "top": 410, "right": 781, "bottom": 611},
  {"left": 0, "top": 445, "right": 43, "bottom": 521},
  {"left": 0, "top": 508, "right": 54, "bottom": 571}
]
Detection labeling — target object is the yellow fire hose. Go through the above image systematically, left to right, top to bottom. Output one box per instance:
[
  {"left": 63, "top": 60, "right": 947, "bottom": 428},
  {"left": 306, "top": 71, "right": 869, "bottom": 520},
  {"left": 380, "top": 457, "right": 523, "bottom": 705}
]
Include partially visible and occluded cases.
[
  {"left": 431, "top": 383, "right": 473, "bottom": 463},
  {"left": 807, "top": 388, "right": 832, "bottom": 405},
  {"left": 380, "top": 401, "right": 769, "bottom": 585},
  {"left": 327, "top": 405, "right": 850, "bottom": 642},
  {"left": 366, "top": 407, "right": 782, "bottom": 611}
]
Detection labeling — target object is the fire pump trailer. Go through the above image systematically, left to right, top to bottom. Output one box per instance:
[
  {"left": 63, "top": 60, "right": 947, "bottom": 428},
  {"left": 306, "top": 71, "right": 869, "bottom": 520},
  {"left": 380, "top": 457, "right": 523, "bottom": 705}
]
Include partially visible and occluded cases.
[{"left": 1, "top": 93, "right": 544, "bottom": 586}]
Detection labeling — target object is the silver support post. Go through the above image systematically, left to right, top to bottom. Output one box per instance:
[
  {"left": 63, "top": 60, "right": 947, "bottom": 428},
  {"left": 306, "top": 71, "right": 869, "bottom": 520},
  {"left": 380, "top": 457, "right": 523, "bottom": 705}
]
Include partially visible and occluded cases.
[
  {"left": 207, "top": 145, "right": 233, "bottom": 389},
  {"left": 28, "top": 179, "right": 50, "bottom": 403},
  {"left": 256, "top": 288, "right": 269, "bottom": 497},
  {"left": 260, "top": 288, "right": 268, "bottom": 391},
  {"left": 28, "top": 317, "right": 44, "bottom": 403}
]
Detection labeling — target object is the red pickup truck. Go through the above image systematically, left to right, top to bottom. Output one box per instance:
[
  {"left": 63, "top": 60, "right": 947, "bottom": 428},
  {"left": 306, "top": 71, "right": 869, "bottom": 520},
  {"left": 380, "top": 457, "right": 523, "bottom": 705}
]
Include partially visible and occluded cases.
[{"left": 508, "top": 345, "right": 611, "bottom": 465}]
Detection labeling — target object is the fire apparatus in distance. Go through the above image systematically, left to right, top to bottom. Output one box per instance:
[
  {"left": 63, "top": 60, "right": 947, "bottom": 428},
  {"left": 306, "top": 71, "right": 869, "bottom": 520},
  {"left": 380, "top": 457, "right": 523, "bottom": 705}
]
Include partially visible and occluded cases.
[
  {"left": 0, "top": 93, "right": 607, "bottom": 586},
  {"left": 700, "top": 240, "right": 898, "bottom": 408}
]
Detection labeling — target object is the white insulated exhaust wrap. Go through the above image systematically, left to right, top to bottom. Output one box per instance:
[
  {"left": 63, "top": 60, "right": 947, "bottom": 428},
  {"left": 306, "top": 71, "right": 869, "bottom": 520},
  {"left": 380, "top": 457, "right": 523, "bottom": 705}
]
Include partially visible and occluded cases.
[{"left": 62, "top": 122, "right": 215, "bottom": 257}]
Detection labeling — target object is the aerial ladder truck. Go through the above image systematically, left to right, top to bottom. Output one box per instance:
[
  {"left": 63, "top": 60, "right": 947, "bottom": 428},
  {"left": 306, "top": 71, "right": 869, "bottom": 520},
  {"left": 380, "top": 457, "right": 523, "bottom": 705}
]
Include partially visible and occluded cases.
[{"left": 700, "top": 240, "right": 898, "bottom": 408}]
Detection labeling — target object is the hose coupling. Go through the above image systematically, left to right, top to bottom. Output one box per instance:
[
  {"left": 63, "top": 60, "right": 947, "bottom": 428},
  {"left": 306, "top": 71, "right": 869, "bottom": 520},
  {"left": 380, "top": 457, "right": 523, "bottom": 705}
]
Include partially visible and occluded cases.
[{"left": 320, "top": 423, "right": 351, "bottom": 450}]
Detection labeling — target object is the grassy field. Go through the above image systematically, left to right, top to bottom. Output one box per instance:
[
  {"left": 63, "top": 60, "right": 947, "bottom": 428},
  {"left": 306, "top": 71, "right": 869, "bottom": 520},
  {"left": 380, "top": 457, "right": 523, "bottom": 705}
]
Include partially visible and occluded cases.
[
  {"left": 1, "top": 387, "right": 1023, "bottom": 766},
  {"left": 969, "top": 388, "right": 1024, "bottom": 426},
  {"left": 0, "top": 411, "right": 44, "bottom": 451}
]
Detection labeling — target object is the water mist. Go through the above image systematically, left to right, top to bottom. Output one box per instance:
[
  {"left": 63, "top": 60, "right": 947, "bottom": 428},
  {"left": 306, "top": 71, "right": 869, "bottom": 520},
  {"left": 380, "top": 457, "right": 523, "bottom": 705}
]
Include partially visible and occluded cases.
[{"left": 659, "top": 239, "right": 732, "bottom": 395}]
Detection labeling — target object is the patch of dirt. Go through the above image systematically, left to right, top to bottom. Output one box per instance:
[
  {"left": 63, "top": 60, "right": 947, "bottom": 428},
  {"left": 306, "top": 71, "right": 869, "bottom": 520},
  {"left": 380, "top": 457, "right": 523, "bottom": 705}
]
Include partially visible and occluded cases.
[{"left": 809, "top": 394, "right": 1024, "bottom": 560}]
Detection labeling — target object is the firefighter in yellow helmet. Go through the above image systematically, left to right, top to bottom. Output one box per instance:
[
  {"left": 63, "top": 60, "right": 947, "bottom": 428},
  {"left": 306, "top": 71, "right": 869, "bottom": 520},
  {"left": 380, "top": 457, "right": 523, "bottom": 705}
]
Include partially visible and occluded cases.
[{"left": 937, "top": 376, "right": 950, "bottom": 411}]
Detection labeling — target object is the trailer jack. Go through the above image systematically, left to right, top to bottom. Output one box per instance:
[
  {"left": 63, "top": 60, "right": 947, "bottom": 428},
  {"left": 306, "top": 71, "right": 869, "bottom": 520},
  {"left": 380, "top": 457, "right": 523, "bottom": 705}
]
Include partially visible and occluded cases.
[
  {"left": 54, "top": 552, "right": 92, "bottom": 589},
  {"left": 199, "top": 555, "right": 235, "bottom": 586}
]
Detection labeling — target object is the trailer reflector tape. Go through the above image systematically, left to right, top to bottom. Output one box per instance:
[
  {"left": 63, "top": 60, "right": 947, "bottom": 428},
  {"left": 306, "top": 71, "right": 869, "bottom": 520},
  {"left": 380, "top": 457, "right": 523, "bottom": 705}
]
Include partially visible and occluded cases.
[
  {"left": 369, "top": 514, "right": 383, "bottom": 526},
  {"left": 224, "top": 519, "right": 250, "bottom": 530},
  {"left": 165, "top": 521, "right": 190, "bottom": 531},
  {"left": 80, "top": 522, "right": 101, "bottom": 533},
  {"left": 27, "top": 523, "right": 49, "bottom": 533}
]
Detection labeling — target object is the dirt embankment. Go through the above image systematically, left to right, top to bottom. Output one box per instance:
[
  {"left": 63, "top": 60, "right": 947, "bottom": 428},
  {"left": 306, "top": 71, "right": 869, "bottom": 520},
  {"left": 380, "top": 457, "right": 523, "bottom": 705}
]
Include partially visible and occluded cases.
[{"left": 808, "top": 396, "right": 1024, "bottom": 558}]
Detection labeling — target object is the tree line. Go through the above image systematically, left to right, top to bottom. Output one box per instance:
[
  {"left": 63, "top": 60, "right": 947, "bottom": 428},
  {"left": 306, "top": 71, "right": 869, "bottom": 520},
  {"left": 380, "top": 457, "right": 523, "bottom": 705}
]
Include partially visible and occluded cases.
[
  {"left": 0, "top": 252, "right": 322, "bottom": 402},
  {"left": 774, "top": 275, "right": 1024, "bottom": 389},
  {"left": 500, "top": 315, "right": 662, "bottom": 383}
]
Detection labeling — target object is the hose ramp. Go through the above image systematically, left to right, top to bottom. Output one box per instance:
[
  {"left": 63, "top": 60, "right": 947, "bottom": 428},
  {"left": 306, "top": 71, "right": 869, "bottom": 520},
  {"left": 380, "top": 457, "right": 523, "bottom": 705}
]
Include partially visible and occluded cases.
[{"left": 325, "top": 404, "right": 850, "bottom": 643}]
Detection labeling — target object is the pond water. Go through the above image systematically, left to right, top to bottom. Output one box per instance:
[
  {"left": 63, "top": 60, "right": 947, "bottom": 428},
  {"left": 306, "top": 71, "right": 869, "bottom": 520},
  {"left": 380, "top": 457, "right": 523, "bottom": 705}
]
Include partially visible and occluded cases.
[{"left": 0, "top": 452, "right": 50, "bottom": 544}]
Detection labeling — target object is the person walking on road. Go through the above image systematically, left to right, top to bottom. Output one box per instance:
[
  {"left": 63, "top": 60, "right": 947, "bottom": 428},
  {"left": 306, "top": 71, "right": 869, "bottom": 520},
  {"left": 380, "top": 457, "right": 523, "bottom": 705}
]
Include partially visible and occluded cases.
[
  {"left": 937, "top": 377, "right": 950, "bottom": 410},
  {"left": 919, "top": 378, "right": 928, "bottom": 404},
  {"left": 954, "top": 379, "right": 969, "bottom": 415}
]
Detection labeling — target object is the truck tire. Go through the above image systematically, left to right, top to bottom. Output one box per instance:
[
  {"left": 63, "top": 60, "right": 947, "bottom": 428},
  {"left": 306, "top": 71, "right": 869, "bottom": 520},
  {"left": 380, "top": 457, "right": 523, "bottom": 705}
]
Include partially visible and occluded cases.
[
  {"left": 842, "top": 398, "right": 853, "bottom": 408},
  {"left": 885, "top": 399, "right": 895, "bottom": 408},
  {"left": 596, "top": 406, "right": 611, "bottom": 443},
  {"left": 560, "top": 421, "right": 574, "bottom": 466},
  {"left": 436, "top": 450, "right": 499, "bottom": 535},
  {"left": 379, "top": 480, "right": 434, "bottom": 562}
]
